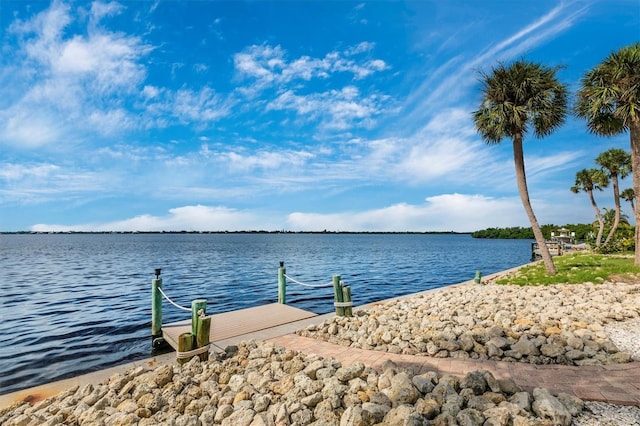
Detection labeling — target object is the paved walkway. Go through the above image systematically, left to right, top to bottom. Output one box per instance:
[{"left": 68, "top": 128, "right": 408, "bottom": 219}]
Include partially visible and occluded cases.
[{"left": 268, "top": 334, "right": 640, "bottom": 406}]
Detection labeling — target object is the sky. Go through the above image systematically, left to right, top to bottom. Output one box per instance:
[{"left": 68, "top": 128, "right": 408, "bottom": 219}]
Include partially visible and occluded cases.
[{"left": 0, "top": 0, "right": 638, "bottom": 233}]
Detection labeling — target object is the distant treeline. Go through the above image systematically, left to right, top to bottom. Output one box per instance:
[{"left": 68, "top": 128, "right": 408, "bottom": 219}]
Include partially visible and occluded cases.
[
  {"left": 471, "top": 224, "right": 596, "bottom": 240},
  {"left": 1, "top": 230, "right": 472, "bottom": 235}
]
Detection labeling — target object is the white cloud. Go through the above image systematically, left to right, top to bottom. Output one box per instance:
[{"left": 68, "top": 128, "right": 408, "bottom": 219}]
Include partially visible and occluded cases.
[
  {"left": 0, "top": 0, "right": 152, "bottom": 148},
  {"left": 0, "top": 1, "right": 232, "bottom": 150},
  {"left": 89, "top": 1, "right": 124, "bottom": 25},
  {"left": 53, "top": 32, "right": 149, "bottom": 94},
  {"left": 345, "top": 41, "right": 375, "bottom": 55},
  {"left": 234, "top": 42, "right": 389, "bottom": 95},
  {"left": 234, "top": 44, "right": 285, "bottom": 87},
  {"left": 142, "top": 85, "right": 161, "bottom": 99},
  {"left": 267, "top": 86, "right": 386, "bottom": 130},
  {"left": 171, "top": 87, "right": 229, "bottom": 123},
  {"left": 87, "top": 108, "right": 137, "bottom": 134},
  {"left": 3, "top": 112, "right": 66, "bottom": 148},
  {"left": 399, "top": 137, "right": 481, "bottom": 181},
  {"left": 220, "top": 149, "right": 315, "bottom": 172},
  {"left": 525, "top": 151, "right": 584, "bottom": 179},
  {"left": 0, "top": 162, "right": 111, "bottom": 205},
  {"left": 0, "top": 163, "right": 60, "bottom": 180},
  {"left": 27, "top": 188, "right": 596, "bottom": 233},
  {"left": 287, "top": 192, "right": 593, "bottom": 232},
  {"left": 287, "top": 193, "right": 527, "bottom": 232},
  {"left": 29, "top": 195, "right": 523, "bottom": 232},
  {"left": 30, "top": 205, "right": 274, "bottom": 232}
]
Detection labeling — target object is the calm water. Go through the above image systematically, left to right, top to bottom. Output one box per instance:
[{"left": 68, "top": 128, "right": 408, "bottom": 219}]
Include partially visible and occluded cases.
[{"left": 0, "top": 233, "right": 531, "bottom": 394}]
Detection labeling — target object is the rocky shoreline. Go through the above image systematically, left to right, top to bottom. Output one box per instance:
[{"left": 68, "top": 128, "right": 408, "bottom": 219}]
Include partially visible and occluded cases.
[
  {"left": 296, "top": 281, "right": 640, "bottom": 365},
  {"left": 0, "top": 341, "right": 589, "bottom": 426}
]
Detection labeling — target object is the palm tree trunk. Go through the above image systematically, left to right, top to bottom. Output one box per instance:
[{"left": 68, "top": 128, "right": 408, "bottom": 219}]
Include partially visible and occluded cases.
[
  {"left": 630, "top": 119, "right": 640, "bottom": 266},
  {"left": 513, "top": 135, "right": 557, "bottom": 274},
  {"left": 603, "top": 175, "right": 621, "bottom": 245},
  {"left": 588, "top": 190, "right": 605, "bottom": 247}
]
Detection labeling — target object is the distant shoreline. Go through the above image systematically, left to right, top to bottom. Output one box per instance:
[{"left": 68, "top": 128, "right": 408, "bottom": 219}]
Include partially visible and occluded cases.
[{"left": 0, "top": 230, "right": 473, "bottom": 235}]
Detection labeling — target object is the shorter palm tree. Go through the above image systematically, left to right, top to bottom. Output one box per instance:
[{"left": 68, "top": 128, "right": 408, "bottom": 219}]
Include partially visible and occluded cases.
[
  {"left": 596, "top": 148, "right": 631, "bottom": 245},
  {"left": 571, "top": 168, "right": 609, "bottom": 247},
  {"left": 621, "top": 187, "right": 636, "bottom": 248},
  {"left": 621, "top": 188, "right": 635, "bottom": 212},
  {"left": 603, "top": 207, "right": 630, "bottom": 228}
]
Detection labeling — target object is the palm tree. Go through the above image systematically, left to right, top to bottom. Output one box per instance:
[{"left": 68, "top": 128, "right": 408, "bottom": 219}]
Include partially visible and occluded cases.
[
  {"left": 576, "top": 42, "right": 640, "bottom": 264},
  {"left": 473, "top": 60, "right": 568, "bottom": 274},
  {"left": 595, "top": 148, "right": 631, "bottom": 245},
  {"left": 570, "top": 168, "right": 609, "bottom": 247},
  {"left": 621, "top": 187, "right": 635, "bottom": 212},
  {"left": 621, "top": 187, "right": 636, "bottom": 249},
  {"left": 602, "top": 207, "right": 630, "bottom": 229}
]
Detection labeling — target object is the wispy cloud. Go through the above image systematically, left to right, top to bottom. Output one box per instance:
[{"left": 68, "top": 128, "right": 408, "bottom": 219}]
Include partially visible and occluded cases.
[
  {"left": 376, "top": 2, "right": 590, "bottom": 193},
  {"left": 399, "top": 2, "right": 588, "bottom": 133},
  {"left": 234, "top": 42, "right": 389, "bottom": 92},
  {"left": 267, "top": 86, "right": 388, "bottom": 130},
  {"left": 217, "top": 149, "right": 315, "bottom": 173},
  {"left": 525, "top": 150, "right": 585, "bottom": 180},
  {"left": 0, "top": 161, "right": 110, "bottom": 205},
  {"left": 0, "top": 163, "right": 60, "bottom": 180}
]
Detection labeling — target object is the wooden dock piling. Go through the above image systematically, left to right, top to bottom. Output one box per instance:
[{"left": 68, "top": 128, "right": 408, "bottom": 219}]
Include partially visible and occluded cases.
[
  {"left": 278, "top": 261, "right": 286, "bottom": 304},
  {"left": 151, "top": 269, "right": 163, "bottom": 339},
  {"left": 333, "top": 274, "right": 344, "bottom": 316},
  {"left": 342, "top": 284, "right": 352, "bottom": 317},
  {"left": 191, "top": 299, "right": 207, "bottom": 336},
  {"left": 196, "top": 316, "right": 211, "bottom": 361},
  {"left": 177, "top": 333, "right": 194, "bottom": 365}
]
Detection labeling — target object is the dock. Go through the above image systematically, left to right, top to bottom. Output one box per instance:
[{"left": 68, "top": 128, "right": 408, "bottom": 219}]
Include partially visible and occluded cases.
[
  {"left": 531, "top": 241, "right": 562, "bottom": 260},
  {"left": 161, "top": 303, "right": 318, "bottom": 350}
]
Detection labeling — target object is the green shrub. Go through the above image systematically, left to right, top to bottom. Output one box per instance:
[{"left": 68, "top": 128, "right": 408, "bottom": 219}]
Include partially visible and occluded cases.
[{"left": 595, "top": 236, "right": 635, "bottom": 254}]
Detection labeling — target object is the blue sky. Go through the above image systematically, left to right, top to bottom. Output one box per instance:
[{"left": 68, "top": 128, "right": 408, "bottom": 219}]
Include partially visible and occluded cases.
[{"left": 0, "top": 0, "right": 638, "bottom": 232}]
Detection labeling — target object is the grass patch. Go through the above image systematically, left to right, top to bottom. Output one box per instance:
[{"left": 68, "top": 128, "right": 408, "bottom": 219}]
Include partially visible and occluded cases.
[{"left": 495, "top": 253, "right": 640, "bottom": 286}]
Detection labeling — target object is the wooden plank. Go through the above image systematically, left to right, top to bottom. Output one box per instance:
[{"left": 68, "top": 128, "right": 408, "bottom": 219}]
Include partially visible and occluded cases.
[{"left": 162, "top": 303, "right": 317, "bottom": 350}]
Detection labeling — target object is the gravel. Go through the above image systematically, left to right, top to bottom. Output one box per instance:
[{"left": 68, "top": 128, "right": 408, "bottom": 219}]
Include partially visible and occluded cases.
[
  {"left": 606, "top": 317, "right": 640, "bottom": 360},
  {"left": 572, "top": 401, "right": 640, "bottom": 425}
]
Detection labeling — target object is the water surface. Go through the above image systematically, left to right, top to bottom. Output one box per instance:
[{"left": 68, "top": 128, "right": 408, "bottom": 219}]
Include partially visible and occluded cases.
[{"left": 0, "top": 233, "right": 531, "bottom": 394}]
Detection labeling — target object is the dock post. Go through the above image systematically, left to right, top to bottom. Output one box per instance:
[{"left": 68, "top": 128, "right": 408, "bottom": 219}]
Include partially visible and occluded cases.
[
  {"left": 278, "top": 261, "right": 286, "bottom": 304},
  {"left": 152, "top": 268, "right": 163, "bottom": 338},
  {"left": 474, "top": 270, "right": 482, "bottom": 284},
  {"left": 333, "top": 274, "right": 344, "bottom": 316},
  {"left": 341, "top": 282, "right": 352, "bottom": 317},
  {"left": 191, "top": 299, "right": 207, "bottom": 336},
  {"left": 196, "top": 315, "right": 211, "bottom": 361},
  {"left": 178, "top": 333, "right": 194, "bottom": 365}
]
